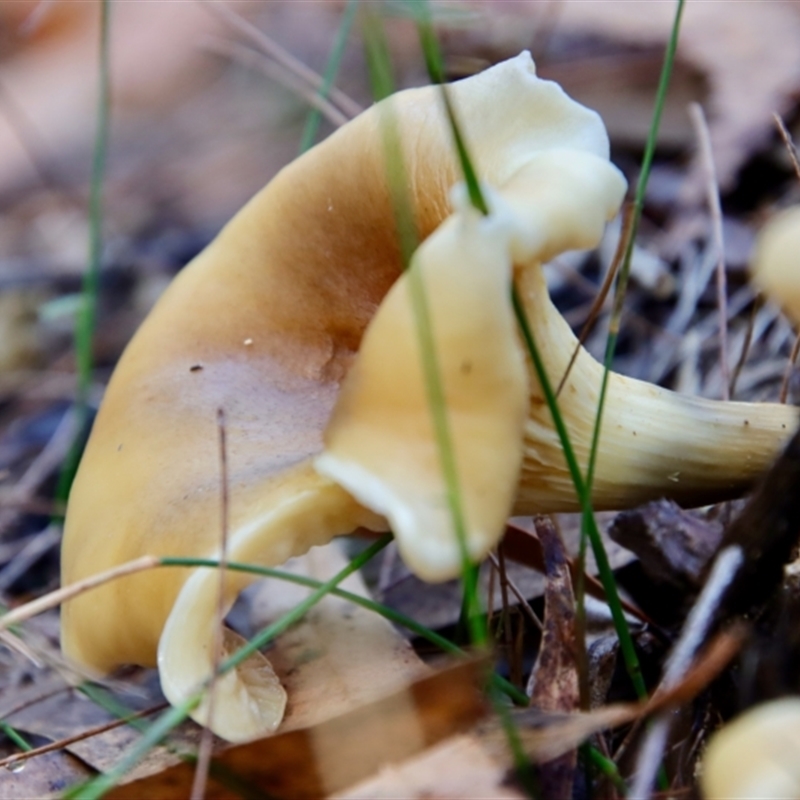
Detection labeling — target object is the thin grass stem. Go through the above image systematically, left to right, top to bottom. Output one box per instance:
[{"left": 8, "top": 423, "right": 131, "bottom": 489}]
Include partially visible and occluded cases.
[
  {"left": 55, "top": 0, "right": 111, "bottom": 505},
  {"left": 299, "top": 0, "right": 358, "bottom": 154},
  {"left": 579, "top": 0, "right": 686, "bottom": 703},
  {"left": 361, "top": 7, "right": 485, "bottom": 647},
  {"left": 159, "top": 554, "right": 527, "bottom": 707},
  {"left": 64, "top": 699, "right": 199, "bottom": 800},
  {"left": 0, "top": 720, "right": 32, "bottom": 753},
  {"left": 588, "top": 745, "right": 627, "bottom": 796}
]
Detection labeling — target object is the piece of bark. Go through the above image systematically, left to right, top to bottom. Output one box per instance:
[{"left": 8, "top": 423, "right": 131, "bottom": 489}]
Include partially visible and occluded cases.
[
  {"left": 608, "top": 499, "right": 723, "bottom": 590},
  {"left": 526, "top": 517, "right": 579, "bottom": 800}
]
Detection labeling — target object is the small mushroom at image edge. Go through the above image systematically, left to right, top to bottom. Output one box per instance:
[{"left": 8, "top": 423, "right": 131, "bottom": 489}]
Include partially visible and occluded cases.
[
  {"left": 60, "top": 53, "right": 799, "bottom": 743},
  {"left": 751, "top": 204, "right": 800, "bottom": 327},
  {"left": 695, "top": 205, "right": 800, "bottom": 800},
  {"left": 701, "top": 698, "right": 800, "bottom": 799}
]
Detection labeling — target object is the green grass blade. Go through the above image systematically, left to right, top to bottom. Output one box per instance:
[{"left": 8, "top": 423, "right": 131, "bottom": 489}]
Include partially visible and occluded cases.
[
  {"left": 55, "top": 0, "right": 112, "bottom": 506},
  {"left": 298, "top": 0, "right": 357, "bottom": 154},
  {"left": 406, "top": 0, "right": 647, "bottom": 700},
  {"left": 579, "top": 0, "right": 685, "bottom": 704},
  {"left": 585, "top": 0, "right": 687, "bottom": 495},
  {"left": 411, "top": 2, "right": 488, "bottom": 216},
  {"left": 361, "top": 7, "right": 485, "bottom": 647},
  {"left": 218, "top": 534, "right": 391, "bottom": 674},
  {"left": 159, "top": 555, "right": 527, "bottom": 707},
  {"left": 492, "top": 694, "right": 540, "bottom": 799},
  {"left": 64, "top": 699, "right": 199, "bottom": 800},
  {"left": 1, "top": 720, "right": 32, "bottom": 753},
  {"left": 588, "top": 745, "right": 627, "bottom": 796}
]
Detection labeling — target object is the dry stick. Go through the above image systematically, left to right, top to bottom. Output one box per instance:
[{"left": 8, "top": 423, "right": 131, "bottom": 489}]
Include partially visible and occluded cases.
[
  {"left": 17, "top": 0, "right": 58, "bottom": 37},
  {"left": 202, "top": 0, "right": 363, "bottom": 119},
  {"left": 203, "top": 38, "right": 351, "bottom": 128},
  {"left": 0, "top": 78, "right": 64, "bottom": 193},
  {"left": 689, "top": 103, "right": 730, "bottom": 400},
  {"left": 774, "top": 113, "right": 800, "bottom": 182},
  {"left": 772, "top": 114, "right": 800, "bottom": 405},
  {"left": 555, "top": 204, "right": 633, "bottom": 399},
  {"left": 550, "top": 256, "right": 668, "bottom": 344},
  {"left": 729, "top": 294, "right": 761, "bottom": 399},
  {"left": 780, "top": 332, "right": 800, "bottom": 404},
  {"left": 0, "top": 407, "right": 80, "bottom": 540},
  {"left": 190, "top": 409, "right": 231, "bottom": 800},
  {"left": 0, "top": 498, "right": 62, "bottom": 515},
  {"left": 0, "top": 524, "right": 61, "bottom": 593},
  {"left": 375, "top": 540, "right": 398, "bottom": 600},
  {"left": 494, "top": 544, "right": 517, "bottom": 685},
  {"left": 629, "top": 545, "right": 744, "bottom": 799},
  {"left": 488, "top": 551, "right": 543, "bottom": 632},
  {"left": 486, "top": 553, "right": 496, "bottom": 623},
  {"left": 0, "top": 555, "right": 159, "bottom": 631},
  {"left": 0, "top": 628, "right": 43, "bottom": 666},
  {"left": 0, "top": 684, "right": 70, "bottom": 724},
  {"left": 0, "top": 703, "right": 169, "bottom": 771}
]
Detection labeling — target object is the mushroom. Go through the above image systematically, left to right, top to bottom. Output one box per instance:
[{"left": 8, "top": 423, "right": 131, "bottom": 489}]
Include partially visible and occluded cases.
[
  {"left": 61, "top": 53, "right": 798, "bottom": 742},
  {"left": 751, "top": 205, "right": 800, "bottom": 326},
  {"left": 700, "top": 698, "right": 800, "bottom": 799}
]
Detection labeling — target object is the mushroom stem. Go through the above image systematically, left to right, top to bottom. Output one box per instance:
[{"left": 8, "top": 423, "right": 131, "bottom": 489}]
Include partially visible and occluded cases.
[{"left": 513, "top": 261, "right": 799, "bottom": 513}]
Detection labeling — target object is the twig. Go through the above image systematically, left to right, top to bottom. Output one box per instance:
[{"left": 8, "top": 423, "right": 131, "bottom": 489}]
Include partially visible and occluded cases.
[
  {"left": 17, "top": 0, "right": 58, "bottom": 38},
  {"left": 202, "top": 0, "right": 362, "bottom": 118},
  {"left": 203, "top": 38, "right": 351, "bottom": 129},
  {"left": 0, "top": 78, "right": 63, "bottom": 192},
  {"left": 689, "top": 102, "right": 730, "bottom": 399},
  {"left": 774, "top": 113, "right": 800, "bottom": 182},
  {"left": 556, "top": 204, "right": 633, "bottom": 399},
  {"left": 729, "top": 294, "right": 760, "bottom": 399},
  {"left": 780, "top": 331, "right": 800, "bottom": 404},
  {"left": 0, "top": 407, "right": 79, "bottom": 540},
  {"left": 190, "top": 409, "right": 230, "bottom": 800},
  {"left": 0, "top": 524, "right": 61, "bottom": 593},
  {"left": 375, "top": 540, "right": 397, "bottom": 600},
  {"left": 494, "top": 543, "right": 518, "bottom": 684},
  {"left": 630, "top": 545, "right": 744, "bottom": 798},
  {"left": 488, "top": 551, "right": 543, "bottom": 632},
  {"left": 0, "top": 555, "right": 160, "bottom": 631},
  {"left": 0, "top": 627, "right": 44, "bottom": 666},
  {"left": 0, "top": 682, "right": 70, "bottom": 722},
  {"left": 0, "top": 703, "right": 168, "bottom": 771}
]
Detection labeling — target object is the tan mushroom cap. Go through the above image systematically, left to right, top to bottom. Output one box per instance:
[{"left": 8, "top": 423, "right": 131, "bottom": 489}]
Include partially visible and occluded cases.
[
  {"left": 61, "top": 51, "right": 798, "bottom": 742},
  {"left": 62, "top": 52, "right": 617, "bottom": 739}
]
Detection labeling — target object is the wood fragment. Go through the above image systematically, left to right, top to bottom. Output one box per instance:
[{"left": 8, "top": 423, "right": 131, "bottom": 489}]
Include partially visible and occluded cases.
[{"left": 527, "top": 517, "right": 579, "bottom": 799}]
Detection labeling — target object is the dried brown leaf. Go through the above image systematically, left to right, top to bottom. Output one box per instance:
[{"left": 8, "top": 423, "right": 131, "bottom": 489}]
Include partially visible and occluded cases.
[
  {"left": 247, "top": 543, "right": 430, "bottom": 732},
  {"left": 105, "top": 659, "right": 489, "bottom": 800},
  {"left": 331, "top": 733, "right": 525, "bottom": 800}
]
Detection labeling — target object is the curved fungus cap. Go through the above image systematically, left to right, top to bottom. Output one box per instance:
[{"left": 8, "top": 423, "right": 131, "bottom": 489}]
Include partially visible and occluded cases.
[{"left": 61, "top": 53, "right": 798, "bottom": 742}]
